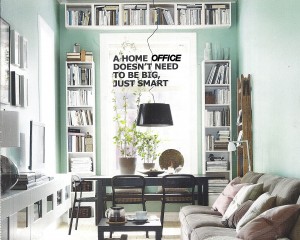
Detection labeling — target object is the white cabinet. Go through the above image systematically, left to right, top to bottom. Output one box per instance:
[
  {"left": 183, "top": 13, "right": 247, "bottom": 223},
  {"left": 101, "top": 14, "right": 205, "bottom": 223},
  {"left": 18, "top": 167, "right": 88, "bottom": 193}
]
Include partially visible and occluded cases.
[
  {"left": 64, "top": 2, "right": 231, "bottom": 29},
  {"left": 202, "top": 60, "right": 232, "bottom": 181},
  {"left": 66, "top": 61, "right": 96, "bottom": 177}
]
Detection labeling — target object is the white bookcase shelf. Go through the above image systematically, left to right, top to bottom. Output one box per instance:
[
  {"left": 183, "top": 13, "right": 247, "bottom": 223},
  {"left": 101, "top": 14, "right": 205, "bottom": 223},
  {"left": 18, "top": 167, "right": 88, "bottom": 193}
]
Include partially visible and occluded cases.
[
  {"left": 65, "top": 2, "right": 231, "bottom": 29},
  {"left": 66, "top": 61, "right": 96, "bottom": 176}
]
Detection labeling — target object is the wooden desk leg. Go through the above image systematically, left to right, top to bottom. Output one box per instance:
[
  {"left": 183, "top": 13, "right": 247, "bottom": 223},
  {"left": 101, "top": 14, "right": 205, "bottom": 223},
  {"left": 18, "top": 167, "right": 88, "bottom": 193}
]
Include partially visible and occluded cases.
[
  {"left": 203, "top": 179, "right": 209, "bottom": 206},
  {"left": 96, "top": 180, "right": 100, "bottom": 225},
  {"left": 197, "top": 183, "right": 203, "bottom": 205},
  {"left": 98, "top": 226, "right": 104, "bottom": 240},
  {"left": 156, "top": 228, "right": 163, "bottom": 240}
]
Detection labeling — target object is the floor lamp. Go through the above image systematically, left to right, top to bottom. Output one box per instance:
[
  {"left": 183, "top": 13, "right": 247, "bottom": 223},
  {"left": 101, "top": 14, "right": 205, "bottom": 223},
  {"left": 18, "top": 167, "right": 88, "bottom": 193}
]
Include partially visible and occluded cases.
[{"left": 228, "top": 140, "right": 251, "bottom": 175}]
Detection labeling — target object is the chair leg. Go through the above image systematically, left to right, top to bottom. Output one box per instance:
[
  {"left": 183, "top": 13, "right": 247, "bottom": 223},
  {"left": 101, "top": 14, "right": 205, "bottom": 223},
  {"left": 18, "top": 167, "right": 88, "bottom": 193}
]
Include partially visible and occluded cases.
[
  {"left": 68, "top": 200, "right": 77, "bottom": 235},
  {"left": 75, "top": 201, "right": 81, "bottom": 230},
  {"left": 160, "top": 201, "right": 165, "bottom": 228}
]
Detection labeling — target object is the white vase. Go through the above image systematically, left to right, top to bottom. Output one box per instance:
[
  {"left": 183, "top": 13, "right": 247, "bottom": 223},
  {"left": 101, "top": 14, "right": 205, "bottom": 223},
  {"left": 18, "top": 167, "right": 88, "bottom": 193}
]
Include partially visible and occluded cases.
[
  {"left": 204, "top": 42, "right": 212, "bottom": 60},
  {"left": 143, "top": 162, "right": 155, "bottom": 170}
]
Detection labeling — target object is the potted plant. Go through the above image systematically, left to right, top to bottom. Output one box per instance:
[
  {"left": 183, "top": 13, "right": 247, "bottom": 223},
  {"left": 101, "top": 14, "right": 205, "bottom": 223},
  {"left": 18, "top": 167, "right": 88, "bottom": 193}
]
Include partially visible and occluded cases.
[
  {"left": 112, "top": 90, "right": 140, "bottom": 174},
  {"left": 136, "top": 130, "right": 160, "bottom": 170}
]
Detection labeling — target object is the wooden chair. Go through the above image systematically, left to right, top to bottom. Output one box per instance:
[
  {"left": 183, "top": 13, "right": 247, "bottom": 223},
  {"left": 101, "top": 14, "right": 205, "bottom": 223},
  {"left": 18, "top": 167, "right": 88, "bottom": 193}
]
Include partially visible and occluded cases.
[
  {"left": 160, "top": 174, "right": 196, "bottom": 227},
  {"left": 68, "top": 175, "right": 97, "bottom": 235},
  {"left": 111, "top": 175, "right": 148, "bottom": 238}
]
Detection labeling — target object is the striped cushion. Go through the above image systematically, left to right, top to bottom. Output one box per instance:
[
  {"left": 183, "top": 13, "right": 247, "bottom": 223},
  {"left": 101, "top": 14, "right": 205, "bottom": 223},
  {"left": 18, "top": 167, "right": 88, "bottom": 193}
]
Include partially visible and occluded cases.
[
  {"left": 241, "top": 171, "right": 264, "bottom": 184},
  {"left": 221, "top": 183, "right": 263, "bottom": 224},
  {"left": 236, "top": 192, "right": 276, "bottom": 231},
  {"left": 225, "top": 200, "right": 253, "bottom": 228},
  {"left": 237, "top": 204, "right": 300, "bottom": 240}
]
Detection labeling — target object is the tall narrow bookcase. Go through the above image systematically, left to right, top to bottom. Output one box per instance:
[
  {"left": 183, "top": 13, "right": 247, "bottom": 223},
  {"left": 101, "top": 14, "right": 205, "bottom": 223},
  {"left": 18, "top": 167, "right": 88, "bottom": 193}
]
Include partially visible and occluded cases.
[
  {"left": 66, "top": 60, "right": 96, "bottom": 218},
  {"left": 202, "top": 60, "right": 232, "bottom": 205}
]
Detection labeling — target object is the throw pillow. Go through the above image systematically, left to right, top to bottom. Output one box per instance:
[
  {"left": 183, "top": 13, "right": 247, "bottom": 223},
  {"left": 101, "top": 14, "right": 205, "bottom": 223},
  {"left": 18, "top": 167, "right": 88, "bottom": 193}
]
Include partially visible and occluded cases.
[
  {"left": 212, "top": 177, "right": 247, "bottom": 215},
  {"left": 221, "top": 183, "right": 263, "bottom": 225},
  {"left": 236, "top": 192, "right": 276, "bottom": 231},
  {"left": 225, "top": 200, "right": 253, "bottom": 228},
  {"left": 237, "top": 204, "right": 300, "bottom": 240}
]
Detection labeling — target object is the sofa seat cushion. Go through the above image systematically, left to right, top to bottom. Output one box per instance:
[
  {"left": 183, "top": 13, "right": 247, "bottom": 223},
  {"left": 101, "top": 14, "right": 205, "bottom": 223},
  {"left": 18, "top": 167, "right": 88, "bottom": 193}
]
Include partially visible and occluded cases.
[
  {"left": 271, "top": 178, "right": 300, "bottom": 206},
  {"left": 179, "top": 205, "right": 221, "bottom": 222},
  {"left": 181, "top": 214, "right": 224, "bottom": 239},
  {"left": 190, "top": 226, "right": 236, "bottom": 240}
]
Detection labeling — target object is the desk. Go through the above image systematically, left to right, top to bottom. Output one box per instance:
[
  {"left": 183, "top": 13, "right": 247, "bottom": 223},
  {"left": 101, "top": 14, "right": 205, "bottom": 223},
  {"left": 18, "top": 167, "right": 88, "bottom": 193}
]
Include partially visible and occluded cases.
[{"left": 82, "top": 174, "right": 214, "bottom": 225}]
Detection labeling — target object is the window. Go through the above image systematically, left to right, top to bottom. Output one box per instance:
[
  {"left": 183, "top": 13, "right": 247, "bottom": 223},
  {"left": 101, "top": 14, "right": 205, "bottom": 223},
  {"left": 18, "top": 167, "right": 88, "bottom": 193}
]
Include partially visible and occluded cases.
[{"left": 100, "top": 33, "right": 197, "bottom": 175}]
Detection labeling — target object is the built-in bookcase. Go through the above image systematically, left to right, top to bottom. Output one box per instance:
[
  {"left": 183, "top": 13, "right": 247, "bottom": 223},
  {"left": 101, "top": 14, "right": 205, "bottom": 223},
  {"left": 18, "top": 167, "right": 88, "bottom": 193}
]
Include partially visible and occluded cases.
[
  {"left": 65, "top": 2, "right": 231, "bottom": 29},
  {"left": 202, "top": 60, "right": 232, "bottom": 205},
  {"left": 66, "top": 61, "right": 96, "bottom": 177}
]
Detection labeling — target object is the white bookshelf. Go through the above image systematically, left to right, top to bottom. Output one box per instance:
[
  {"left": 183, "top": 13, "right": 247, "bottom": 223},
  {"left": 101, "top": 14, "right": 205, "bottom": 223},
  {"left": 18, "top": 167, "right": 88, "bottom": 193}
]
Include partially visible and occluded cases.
[
  {"left": 65, "top": 2, "right": 231, "bottom": 29},
  {"left": 202, "top": 60, "right": 232, "bottom": 184},
  {"left": 66, "top": 61, "right": 96, "bottom": 176}
]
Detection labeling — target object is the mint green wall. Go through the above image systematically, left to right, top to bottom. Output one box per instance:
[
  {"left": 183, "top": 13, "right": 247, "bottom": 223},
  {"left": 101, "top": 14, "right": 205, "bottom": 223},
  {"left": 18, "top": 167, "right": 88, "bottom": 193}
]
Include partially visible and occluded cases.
[
  {"left": 1, "top": 0, "right": 60, "bottom": 171},
  {"left": 237, "top": 0, "right": 300, "bottom": 178},
  {"left": 58, "top": 3, "right": 239, "bottom": 177}
]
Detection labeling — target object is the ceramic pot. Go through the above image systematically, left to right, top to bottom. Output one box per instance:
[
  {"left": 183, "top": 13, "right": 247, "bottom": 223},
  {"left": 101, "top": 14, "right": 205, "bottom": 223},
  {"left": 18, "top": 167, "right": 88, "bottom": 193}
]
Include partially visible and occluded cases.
[
  {"left": 1, "top": 155, "right": 19, "bottom": 193},
  {"left": 119, "top": 157, "right": 136, "bottom": 174},
  {"left": 143, "top": 162, "right": 155, "bottom": 170}
]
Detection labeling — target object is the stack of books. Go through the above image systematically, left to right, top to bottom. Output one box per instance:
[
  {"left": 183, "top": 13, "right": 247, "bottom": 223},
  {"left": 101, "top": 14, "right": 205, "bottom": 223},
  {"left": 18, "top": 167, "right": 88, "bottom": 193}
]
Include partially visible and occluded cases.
[
  {"left": 66, "top": 51, "right": 93, "bottom": 62},
  {"left": 70, "top": 157, "right": 93, "bottom": 173},
  {"left": 206, "top": 159, "right": 229, "bottom": 171},
  {"left": 12, "top": 172, "right": 51, "bottom": 190},
  {"left": 208, "top": 179, "right": 229, "bottom": 193}
]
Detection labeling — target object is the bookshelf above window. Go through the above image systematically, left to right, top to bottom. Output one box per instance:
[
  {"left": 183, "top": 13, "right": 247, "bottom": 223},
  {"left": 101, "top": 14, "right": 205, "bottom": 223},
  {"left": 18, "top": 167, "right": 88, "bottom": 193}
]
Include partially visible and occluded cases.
[{"left": 65, "top": 2, "right": 231, "bottom": 29}]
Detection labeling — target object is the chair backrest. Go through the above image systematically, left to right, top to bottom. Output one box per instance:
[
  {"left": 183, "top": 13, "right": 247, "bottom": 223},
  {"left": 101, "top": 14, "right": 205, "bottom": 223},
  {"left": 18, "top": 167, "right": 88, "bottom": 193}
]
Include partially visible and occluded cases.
[
  {"left": 161, "top": 174, "right": 196, "bottom": 203},
  {"left": 112, "top": 175, "right": 146, "bottom": 206}
]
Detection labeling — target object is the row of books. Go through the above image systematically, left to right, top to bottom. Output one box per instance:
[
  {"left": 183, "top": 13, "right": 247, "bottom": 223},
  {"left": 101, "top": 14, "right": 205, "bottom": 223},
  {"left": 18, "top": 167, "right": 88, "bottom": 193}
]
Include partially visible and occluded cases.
[
  {"left": 177, "top": 4, "right": 202, "bottom": 25},
  {"left": 95, "top": 5, "right": 119, "bottom": 26},
  {"left": 205, "top": 5, "right": 230, "bottom": 25},
  {"left": 123, "top": 6, "right": 147, "bottom": 25},
  {"left": 150, "top": 8, "right": 174, "bottom": 25},
  {"left": 66, "top": 9, "right": 91, "bottom": 26},
  {"left": 66, "top": 51, "right": 93, "bottom": 62},
  {"left": 206, "top": 63, "right": 230, "bottom": 84},
  {"left": 67, "top": 65, "right": 92, "bottom": 85},
  {"left": 67, "top": 89, "right": 93, "bottom": 107},
  {"left": 205, "top": 89, "right": 230, "bottom": 105},
  {"left": 205, "top": 108, "right": 230, "bottom": 127},
  {"left": 68, "top": 109, "right": 93, "bottom": 126},
  {"left": 206, "top": 130, "right": 230, "bottom": 151},
  {"left": 68, "top": 132, "right": 93, "bottom": 152},
  {"left": 70, "top": 157, "right": 93, "bottom": 173},
  {"left": 206, "top": 160, "right": 229, "bottom": 171},
  {"left": 12, "top": 172, "right": 51, "bottom": 190},
  {"left": 208, "top": 179, "right": 229, "bottom": 193}
]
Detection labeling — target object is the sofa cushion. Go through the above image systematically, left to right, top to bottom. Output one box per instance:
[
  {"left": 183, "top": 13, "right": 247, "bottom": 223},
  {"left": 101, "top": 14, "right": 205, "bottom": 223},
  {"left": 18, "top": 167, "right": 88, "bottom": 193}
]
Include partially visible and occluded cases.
[
  {"left": 241, "top": 171, "right": 264, "bottom": 184},
  {"left": 256, "top": 173, "right": 283, "bottom": 193},
  {"left": 212, "top": 177, "right": 248, "bottom": 215},
  {"left": 271, "top": 178, "right": 300, "bottom": 206},
  {"left": 222, "top": 183, "right": 263, "bottom": 225},
  {"left": 236, "top": 192, "right": 276, "bottom": 231},
  {"left": 225, "top": 200, "right": 253, "bottom": 228},
  {"left": 237, "top": 204, "right": 300, "bottom": 240},
  {"left": 179, "top": 205, "right": 221, "bottom": 222},
  {"left": 181, "top": 214, "right": 224, "bottom": 239},
  {"left": 190, "top": 226, "right": 236, "bottom": 240}
]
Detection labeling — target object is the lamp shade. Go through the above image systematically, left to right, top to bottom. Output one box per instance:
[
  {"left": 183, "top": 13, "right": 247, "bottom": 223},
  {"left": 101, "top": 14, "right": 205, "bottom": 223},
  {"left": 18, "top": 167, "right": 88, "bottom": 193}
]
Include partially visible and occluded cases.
[
  {"left": 137, "top": 103, "right": 173, "bottom": 127},
  {"left": 0, "top": 111, "right": 20, "bottom": 147},
  {"left": 227, "top": 141, "right": 237, "bottom": 152}
]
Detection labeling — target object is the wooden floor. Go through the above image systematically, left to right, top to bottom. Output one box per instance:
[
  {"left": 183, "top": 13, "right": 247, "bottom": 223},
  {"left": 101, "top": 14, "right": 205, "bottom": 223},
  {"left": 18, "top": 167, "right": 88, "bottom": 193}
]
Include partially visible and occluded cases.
[{"left": 39, "top": 213, "right": 181, "bottom": 240}]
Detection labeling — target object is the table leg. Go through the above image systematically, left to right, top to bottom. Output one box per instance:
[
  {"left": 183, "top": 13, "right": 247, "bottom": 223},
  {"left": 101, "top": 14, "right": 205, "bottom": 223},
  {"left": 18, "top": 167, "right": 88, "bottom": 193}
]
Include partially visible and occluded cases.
[
  {"left": 202, "top": 179, "right": 209, "bottom": 206},
  {"left": 197, "top": 182, "right": 203, "bottom": 205},
  {"left": 98, "top": 226, "right": 104, "bottom": 240},
  {"left": 156, "top": 228, "right": 163, "bottom": 240}
]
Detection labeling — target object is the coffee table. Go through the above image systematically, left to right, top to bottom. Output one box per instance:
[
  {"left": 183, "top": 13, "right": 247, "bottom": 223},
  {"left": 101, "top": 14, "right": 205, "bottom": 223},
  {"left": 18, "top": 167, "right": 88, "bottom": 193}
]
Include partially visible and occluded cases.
[{"left": 97, "top": 218, "right": 162, "bottom": 240}]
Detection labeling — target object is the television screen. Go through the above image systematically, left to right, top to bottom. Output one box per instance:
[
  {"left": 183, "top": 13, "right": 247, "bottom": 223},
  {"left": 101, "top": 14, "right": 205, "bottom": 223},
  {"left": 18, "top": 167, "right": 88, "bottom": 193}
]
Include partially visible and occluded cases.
[{"left": 29, "top": 121, "right": 45, "bottom": 171}]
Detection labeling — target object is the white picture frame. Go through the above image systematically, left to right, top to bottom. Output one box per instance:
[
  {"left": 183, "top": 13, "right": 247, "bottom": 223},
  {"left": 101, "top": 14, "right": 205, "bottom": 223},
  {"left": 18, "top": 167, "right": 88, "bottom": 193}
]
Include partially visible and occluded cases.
[
  {"left": 10, "top": 30, "right": 20, "bottom": 66},
  {"left": 20, "top": 36, "right": 28, "bottom": 69},
  {"left": 19, "top": 75, "right": 28, "bottom": 107}
]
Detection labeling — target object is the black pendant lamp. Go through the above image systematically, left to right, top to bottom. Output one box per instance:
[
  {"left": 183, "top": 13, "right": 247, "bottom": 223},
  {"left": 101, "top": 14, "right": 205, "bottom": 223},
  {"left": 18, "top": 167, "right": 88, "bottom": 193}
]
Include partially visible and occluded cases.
[{"left": 137, "top": 103, "right": 173, "bottom": 127}]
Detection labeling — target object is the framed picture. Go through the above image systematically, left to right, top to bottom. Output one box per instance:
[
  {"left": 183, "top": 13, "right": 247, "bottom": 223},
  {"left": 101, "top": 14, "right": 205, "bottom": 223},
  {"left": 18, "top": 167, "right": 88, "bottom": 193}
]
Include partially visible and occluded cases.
[
  {"left": 0, "top": 18, "right": 10, "bottom": 104},
  {"left": 10, "top": 29, "right": 20, "bottom": 66},
  {"left": 20, "top": 36, "right": 28, "bottom": 69},
  {"left": 11, "top": 71, "right": 20, "bottom": 107},
  {"left": 19, "top": 75, "right": 28, "bottom": 107}
]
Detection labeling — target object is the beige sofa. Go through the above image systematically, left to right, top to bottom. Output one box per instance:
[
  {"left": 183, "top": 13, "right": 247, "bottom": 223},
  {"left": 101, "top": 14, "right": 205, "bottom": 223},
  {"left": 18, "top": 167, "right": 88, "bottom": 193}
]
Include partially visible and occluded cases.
[{"left": 179, "top": 172, "right": 300, "bottom": 240}]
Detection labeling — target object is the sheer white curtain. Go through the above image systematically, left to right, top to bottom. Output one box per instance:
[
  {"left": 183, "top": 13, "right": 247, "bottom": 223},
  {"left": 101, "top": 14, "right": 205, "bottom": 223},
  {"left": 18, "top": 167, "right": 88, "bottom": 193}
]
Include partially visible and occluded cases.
[{"left": 100, "top": 33, "right": 197, "bottom": 175}]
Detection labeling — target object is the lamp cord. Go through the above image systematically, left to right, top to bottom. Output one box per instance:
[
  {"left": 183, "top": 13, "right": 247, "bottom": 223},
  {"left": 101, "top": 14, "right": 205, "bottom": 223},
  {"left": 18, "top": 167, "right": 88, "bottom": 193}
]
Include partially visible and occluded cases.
[{"left": 146, "top": 0, "right": 159, "bottom": 103}]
